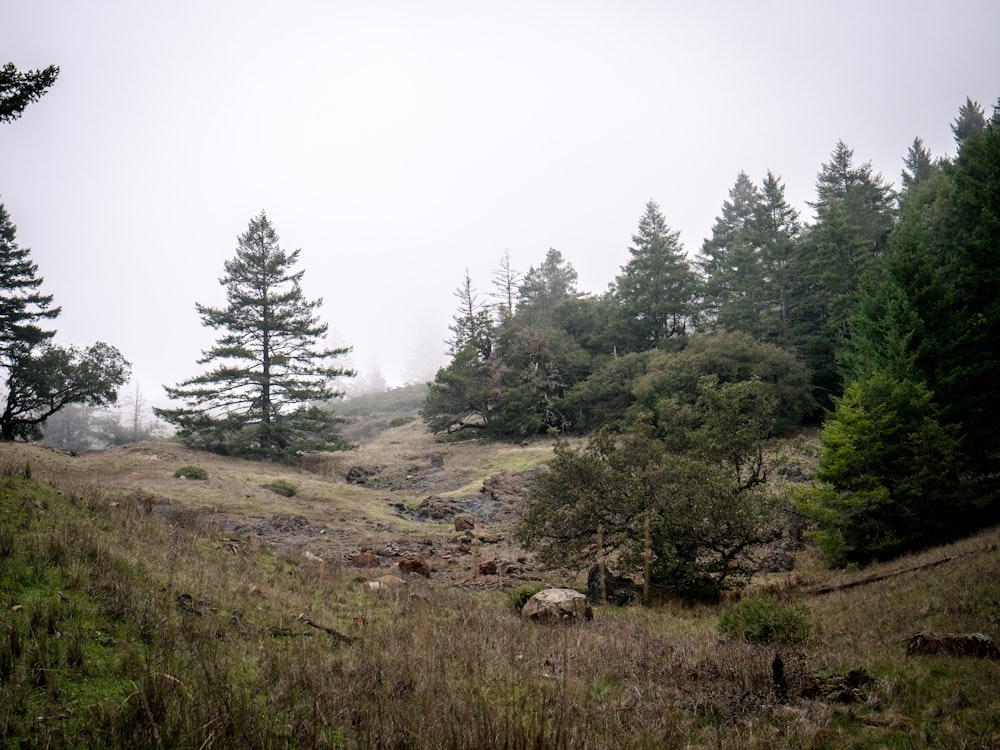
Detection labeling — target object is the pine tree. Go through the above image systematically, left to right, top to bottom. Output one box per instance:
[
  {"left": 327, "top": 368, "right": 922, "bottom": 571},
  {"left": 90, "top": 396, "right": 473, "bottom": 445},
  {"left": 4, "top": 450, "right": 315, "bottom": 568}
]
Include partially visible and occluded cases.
[
  {"left": 0, "top": 63, "right": 59, "bottom": 123},
  {"left": 951, "top": 97, "right": 986, "bottom": 152},
  {"left": 900, "top": 137, "right": 936, "bottom": 198},
  {"left": 790, "top": 142, "right": 896, "bottom": 402},
  {"left": 698, "top": 172, "right": 764, "bottom": 333},
  {"left": 614, "top": 200, "right": 699, "bottom": 351},
  {"left": 0, "top": 202, "right": 129, "bottom": 440},
  {"left": 0, "top": 203, "right": 60, "bottom": 358},
  {"left": 156, "top": 211, "right": 353, "bottom": 457}
]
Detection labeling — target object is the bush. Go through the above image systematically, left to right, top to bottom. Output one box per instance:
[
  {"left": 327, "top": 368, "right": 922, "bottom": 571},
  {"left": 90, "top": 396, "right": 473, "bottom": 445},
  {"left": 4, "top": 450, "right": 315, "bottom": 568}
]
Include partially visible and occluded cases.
[
  {"left": 174, "top": 466, "right": 208, "bottom": 480},
  {"left": 264, "top": 479, "right": 297, "bottom": 497},
  {"left": 505, "top": 583, "right": 545, "bottom": 612},
  {"left": 718, "top": 596, "right": 811, "bottom": 644}
]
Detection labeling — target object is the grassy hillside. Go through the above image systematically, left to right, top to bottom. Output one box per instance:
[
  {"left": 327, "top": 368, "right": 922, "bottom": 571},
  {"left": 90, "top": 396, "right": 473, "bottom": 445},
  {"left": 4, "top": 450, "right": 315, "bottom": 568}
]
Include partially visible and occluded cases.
[{"left": 1, "top": 420, "right": 998, "bottom": 747}]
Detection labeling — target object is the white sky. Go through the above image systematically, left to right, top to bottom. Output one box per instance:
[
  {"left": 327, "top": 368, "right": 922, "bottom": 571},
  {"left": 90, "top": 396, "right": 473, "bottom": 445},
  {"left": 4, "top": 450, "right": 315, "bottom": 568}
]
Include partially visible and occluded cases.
[{"left": 2, "top": 1, "right": 999, "bottom": 405}]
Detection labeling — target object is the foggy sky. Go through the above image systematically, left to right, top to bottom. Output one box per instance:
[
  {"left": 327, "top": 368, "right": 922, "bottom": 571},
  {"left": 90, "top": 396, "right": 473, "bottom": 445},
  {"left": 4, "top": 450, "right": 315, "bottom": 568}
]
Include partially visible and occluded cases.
[{"left": 2, "top": 1, "right": 999, "bottom": 410}]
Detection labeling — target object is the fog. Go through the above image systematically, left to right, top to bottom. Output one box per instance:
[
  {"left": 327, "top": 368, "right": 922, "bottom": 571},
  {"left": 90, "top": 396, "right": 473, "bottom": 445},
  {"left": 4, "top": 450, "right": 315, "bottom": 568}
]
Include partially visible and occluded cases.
[{"left": 2, "top": 1, "right": 999, "bottom": 412}]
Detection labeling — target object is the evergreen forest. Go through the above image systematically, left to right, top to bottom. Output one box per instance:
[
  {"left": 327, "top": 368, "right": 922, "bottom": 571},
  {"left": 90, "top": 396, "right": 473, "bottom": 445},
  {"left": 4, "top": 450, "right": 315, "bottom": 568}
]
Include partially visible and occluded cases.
[{"left": 425, "top": 95, "right": 1000, "bottom": 569}]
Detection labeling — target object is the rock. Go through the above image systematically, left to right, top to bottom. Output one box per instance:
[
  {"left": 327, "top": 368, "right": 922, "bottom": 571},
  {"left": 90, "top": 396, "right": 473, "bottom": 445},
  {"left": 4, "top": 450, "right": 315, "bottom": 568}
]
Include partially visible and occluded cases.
[
  {"left": 346, "top": 465, "right": 380, "bottom": 484},
  {"left": 481, "top": 470, "right": 535, "bottom": 505},
  {"left": 414, "top": 496, "right": 461, "bottom": 521},
  {"left": 454, "top": 515, "right": 475, "bottom": 531},
  {"left": 350, "top": 552, "right": 381, "bottom": 568},
  {"left": 399, "top": 558, "right": 432, "bottom": 578},
  {"left": 478, "top": 560, "right": 498, "bottom": 575},
  {"left": 364, "top": 574, "right": 406, "bottom": 590},
  {"left": 522, "top": 588, "right": 593, "bottom": 623},
  {"left": 906, "top": 630, "right": 1000, "bottom": 658}
]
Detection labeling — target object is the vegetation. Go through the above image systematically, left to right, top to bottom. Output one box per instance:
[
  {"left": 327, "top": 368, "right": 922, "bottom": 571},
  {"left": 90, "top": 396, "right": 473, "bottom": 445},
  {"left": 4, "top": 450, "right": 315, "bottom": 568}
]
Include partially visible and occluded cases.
[
  {"left": 0, "top": 62, "right": 59, "bottom": 123},
  {"left": 426, "top": 93, "right": 1000, "bottom": 573},
  {"left": 0, "top": 203, "right": 130, "bottom": 442},
  {"left": 156, "top": 212, "right": 354, "bottom": 461},
  {"left": 516, "top": 403, "right": 781, "bottom": 599},
  {"left": 1, "top": 448, "right": 999, "bottom": 748},
  {"left": 173, "top": 465, "right": 208, "bottom": 480},
  {"left": 264, "top": 478, "right": 297, "bottom": 497},
  {"left": 718, "top": 596, "right": 811, "bottom": 644}
]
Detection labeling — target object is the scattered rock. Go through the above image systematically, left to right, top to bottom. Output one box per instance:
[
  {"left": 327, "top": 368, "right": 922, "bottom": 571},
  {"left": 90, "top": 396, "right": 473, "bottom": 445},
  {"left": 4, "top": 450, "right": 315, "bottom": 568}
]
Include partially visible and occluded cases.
[
  {"left": 346, "top": 466, "right": 380, "bottom": 484},
  {"left": 414, "top": 496, "right": 461, "bottom": 521},
  {"left": 454, "top": 515, "right": 475, "bottom": 531},
  {"left": 350, "top": 552, "right": 381, "bottom": 568},
  {"left": 399, "top": 558, "right": 432, "bottom": 578},
  {"left": 479, "top": 560, "right": 498, "bottom": 575},
  {"left": 364, "top": 575, "right": 406, "bottom": 591},
  {"left": 522, "top": 588, "right": 593, "bottom": 623},
  {"left": 906, "top": 630, "right": 1000, "bottom": 658}
]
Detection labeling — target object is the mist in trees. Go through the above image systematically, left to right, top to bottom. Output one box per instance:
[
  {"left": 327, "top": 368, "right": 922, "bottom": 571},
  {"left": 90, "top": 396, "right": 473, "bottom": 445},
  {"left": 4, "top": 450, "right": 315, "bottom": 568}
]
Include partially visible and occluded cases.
[{"left": 426, "top": 90, "right": 1000, "bottom": 576}]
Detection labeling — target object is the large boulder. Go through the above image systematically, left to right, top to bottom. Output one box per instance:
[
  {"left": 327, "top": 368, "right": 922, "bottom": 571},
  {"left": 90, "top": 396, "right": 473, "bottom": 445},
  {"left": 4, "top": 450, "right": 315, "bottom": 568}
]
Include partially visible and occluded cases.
[{"left": 522, "top": 588, "right": 593, "bottom": 623}]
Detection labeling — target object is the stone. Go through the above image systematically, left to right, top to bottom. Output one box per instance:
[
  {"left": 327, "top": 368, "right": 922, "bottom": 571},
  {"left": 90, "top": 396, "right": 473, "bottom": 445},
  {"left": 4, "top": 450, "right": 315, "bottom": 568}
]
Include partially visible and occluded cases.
[
  {"left": 350, "top": 552, "right": 381, "bottom": 568},
  {"left": 399, "top": 558, "right": 432, "bottom": 578},
  {"left": 478, "top": 560, "right": 498, "bottom": 575},
  {"left": 364, "top": 575, "right": 406, "bottom": 590},
  {"left": 521, "top": 588, "right": 593, "bottom": 623},
  {"left": 906, "top": 630, "right": 1000, "bottom": 658}
]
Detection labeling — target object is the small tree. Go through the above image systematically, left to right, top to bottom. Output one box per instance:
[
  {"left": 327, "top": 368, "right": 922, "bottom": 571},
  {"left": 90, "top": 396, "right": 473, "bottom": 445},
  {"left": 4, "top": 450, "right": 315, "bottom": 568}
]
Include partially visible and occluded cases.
[
  {"left": 156, "top": 211, "right": 353, "bottom": 458},
  {"left": 516, "top": 391, "right": 782, "bottom": 599}
]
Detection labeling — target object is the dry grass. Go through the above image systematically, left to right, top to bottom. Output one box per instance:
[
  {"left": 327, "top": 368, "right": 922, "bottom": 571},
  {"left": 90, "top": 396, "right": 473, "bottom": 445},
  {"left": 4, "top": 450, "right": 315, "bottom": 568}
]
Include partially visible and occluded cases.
[{"left": 1, "top": 426, "right": 999, "bottom": 748}]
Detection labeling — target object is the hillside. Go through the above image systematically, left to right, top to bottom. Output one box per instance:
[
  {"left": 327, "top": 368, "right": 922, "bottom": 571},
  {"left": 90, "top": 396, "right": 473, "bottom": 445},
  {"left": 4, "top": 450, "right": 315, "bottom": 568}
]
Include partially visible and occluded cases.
[{"left": 1, "top": 402, "right": 998, "bottom": 748}]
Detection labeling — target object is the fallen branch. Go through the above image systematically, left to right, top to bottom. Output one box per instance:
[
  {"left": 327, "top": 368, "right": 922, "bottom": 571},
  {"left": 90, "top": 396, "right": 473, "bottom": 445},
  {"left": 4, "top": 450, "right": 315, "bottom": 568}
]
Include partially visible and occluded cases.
[
  {"left": 809, "top": 556, "right": 954, "bottom": 595},
  {"left": 296, "top": 614, "right": 357, "bottom": 644}
]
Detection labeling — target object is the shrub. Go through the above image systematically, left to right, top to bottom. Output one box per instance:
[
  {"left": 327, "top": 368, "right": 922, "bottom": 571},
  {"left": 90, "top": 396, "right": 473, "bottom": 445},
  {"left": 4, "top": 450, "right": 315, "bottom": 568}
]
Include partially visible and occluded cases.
[
  {"left": 174, "top": 466, "right": 208, "bottom": 480},
  {"left": 265, "top": 479, "right": 297, "bottom": 497},
  {"left": 505, "top": 583, "right": 545, "bottom": 612},
  {"left": 718, "top": 596, "right": 811, "bottom": 644}
]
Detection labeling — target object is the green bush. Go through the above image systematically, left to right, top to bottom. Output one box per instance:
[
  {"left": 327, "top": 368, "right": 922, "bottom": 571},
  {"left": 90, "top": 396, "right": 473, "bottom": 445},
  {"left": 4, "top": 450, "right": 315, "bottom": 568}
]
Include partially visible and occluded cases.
[
  {"left": 173, "top": 466, "right": 208, "bottom": 480},
  {"left": 264, "top": 479, "right": 297, "bottom": 497},
  {"left": 505, "top": 583, "right": 545, "bottom": 612},
  {"left": 718, "top": 596, "right": 811, "bottom": 644}
]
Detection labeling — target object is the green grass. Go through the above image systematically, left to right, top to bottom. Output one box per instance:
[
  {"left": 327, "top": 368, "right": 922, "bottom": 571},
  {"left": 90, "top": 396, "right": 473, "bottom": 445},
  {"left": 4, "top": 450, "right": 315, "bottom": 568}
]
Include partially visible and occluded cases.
[{"left": 1, "top": 450, "right": 999, "bottom": 748}]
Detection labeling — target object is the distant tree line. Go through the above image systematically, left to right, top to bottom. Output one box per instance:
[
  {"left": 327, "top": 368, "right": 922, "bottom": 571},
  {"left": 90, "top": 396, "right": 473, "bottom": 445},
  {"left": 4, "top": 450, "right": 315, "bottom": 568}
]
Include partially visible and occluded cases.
[{"left": 424, "top": 93, "right": 1000, "bottom": 581}]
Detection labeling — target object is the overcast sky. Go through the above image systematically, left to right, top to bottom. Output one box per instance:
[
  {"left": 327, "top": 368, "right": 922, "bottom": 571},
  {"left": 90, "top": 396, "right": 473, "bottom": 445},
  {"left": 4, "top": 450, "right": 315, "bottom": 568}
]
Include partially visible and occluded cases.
[{"left": 2, "top": 1, "right": 999, "bottom": 409}]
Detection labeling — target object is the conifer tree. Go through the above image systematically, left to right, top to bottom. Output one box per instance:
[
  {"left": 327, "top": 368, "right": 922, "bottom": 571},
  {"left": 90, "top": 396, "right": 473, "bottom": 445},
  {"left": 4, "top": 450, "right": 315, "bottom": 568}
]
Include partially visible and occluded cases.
[
  {"left": 614, "top": 200, "right": 699, "bottom": 351},
  {"left": 0, "top": 203, "right": 129, "bottom": 440},
  {"left": 157, "top": 211, "right": 353, "bottom": 457}
]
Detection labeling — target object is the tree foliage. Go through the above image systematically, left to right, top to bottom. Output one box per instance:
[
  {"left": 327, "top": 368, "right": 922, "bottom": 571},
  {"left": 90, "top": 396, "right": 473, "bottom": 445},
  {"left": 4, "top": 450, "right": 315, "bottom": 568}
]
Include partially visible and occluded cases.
[
  {"left": 0, "top": 62, "right": 59, "bottom": 123},
  {"left": 613, "top": 200, "right": 700, "bottom": 351},
  {"left": 0, "top": 203, "right": 129, "bottom": 441},
  {"left": 156, "top": 212, "right": 353, "bottom": 458},
  {"left": 516, "top": 415, "right": 781, "bottom": 598}
]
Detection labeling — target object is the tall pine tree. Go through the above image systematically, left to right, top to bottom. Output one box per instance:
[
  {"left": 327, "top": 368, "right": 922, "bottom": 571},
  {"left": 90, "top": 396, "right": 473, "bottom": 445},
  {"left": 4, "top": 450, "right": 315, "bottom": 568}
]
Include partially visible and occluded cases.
[
  {"left": 614, "top": 200, "right": 700, "bottom": 352},
  {"left": 157, "top": 211, "right": 353, "bottom": 458}
]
